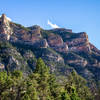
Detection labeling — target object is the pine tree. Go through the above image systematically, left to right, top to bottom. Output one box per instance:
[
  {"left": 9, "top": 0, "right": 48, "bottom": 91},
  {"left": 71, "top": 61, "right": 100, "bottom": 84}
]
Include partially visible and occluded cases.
[{"left": 34, "top": 58, "right": 49, "bottom": 76}]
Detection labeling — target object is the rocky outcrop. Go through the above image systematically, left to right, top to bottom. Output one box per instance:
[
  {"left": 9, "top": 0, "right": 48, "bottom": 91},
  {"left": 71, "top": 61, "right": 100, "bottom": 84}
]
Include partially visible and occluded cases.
[
  {"left": 0, "top": 14, "right": 13, "bottom": 40},
  {"left": 0, "top": 14, "right": 92, "bottom": 53},
  {"left": 10, "top": 23, "right": 49, "bottom": 48},
  {"left": 28, "top": 25, "right": 41, "bottom": 35},
  {"left": 66, "top": 32, "right": 91, "bottom": 52},
  {"left": 47, "top": 33, "right": 68, "bottom": 52},
  {"left": 47, "top": 33, "right": 63, "bottom": 47},
  {"left": 34, "top": 39, "right": 49, "bottom": 48},
  {"left": 90, "top": 43, "right": 100, "bottom": 54},
  {"left": 68, "top": 44, "right": 91, "bottom": 52},
  {"left": 41, "top": 48, "right": 64, "bottom": 63},
  {"left": 64, "top": 52, "right": 88, "bottom": 67},
  {"left": 9, "top": 56, "right": 19, "bottom": 66},
  {"left": 67, "top": 59, "right": 87, "bottom": 66},
  {"left": 0, "top": 63, "right": 5, "bottom": 69}
]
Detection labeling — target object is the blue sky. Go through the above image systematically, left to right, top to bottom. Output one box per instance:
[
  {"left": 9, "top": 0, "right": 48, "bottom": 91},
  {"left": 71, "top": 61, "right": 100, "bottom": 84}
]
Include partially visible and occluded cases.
[{"left": 0, "top": 0, "right": 100, "bottom": 49}]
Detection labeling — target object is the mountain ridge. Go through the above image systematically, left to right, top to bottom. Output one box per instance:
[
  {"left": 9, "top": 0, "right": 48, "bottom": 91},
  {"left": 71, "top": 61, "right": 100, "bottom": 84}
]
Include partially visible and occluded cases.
[{"left": 0, "top": 14, "right": 100, "bottom": 92}]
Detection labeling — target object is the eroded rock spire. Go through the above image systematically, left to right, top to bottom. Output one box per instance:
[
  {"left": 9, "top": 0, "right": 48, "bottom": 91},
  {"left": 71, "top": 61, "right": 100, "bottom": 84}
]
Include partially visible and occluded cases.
[{"left": 0, "top": 14, "right": 13, "bottom": 40}]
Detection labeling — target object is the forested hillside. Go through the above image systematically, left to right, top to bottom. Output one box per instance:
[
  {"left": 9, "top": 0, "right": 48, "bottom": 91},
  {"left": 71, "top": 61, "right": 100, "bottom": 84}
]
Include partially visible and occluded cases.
[{"left": 0, "top": 58, "right": 94, "bottom": 100}]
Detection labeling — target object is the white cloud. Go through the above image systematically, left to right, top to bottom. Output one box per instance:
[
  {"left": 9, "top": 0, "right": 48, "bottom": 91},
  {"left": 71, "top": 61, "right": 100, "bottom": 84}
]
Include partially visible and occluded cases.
[
  {"left": 0, "top": 15, "right": 12, "bottom": 21},
  {"left": 6, "top": 17, "right": 12, "bottom": 21},
  {"left": 47, "top": 20, "right": 60, "bottom": 28}
]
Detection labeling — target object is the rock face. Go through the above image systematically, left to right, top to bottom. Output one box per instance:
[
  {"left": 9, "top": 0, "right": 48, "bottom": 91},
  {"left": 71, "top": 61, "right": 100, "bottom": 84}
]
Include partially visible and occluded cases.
[
  {"left": 0, "top": 14, "right": 100, "bottom": 89},
  {"left": 0, "top": 14, "right": 13, "bottom": 40},
  {"left": 0, "top": 14, "right": 91, "bottom": 53},
  {"left": 66, "top": 32, "right": 91, "bottom": 52},
  {"left": 47, "top": 33, "right": 68, "bottom": 52},
  {"left": 34, "top": 39, "right": 49, "bottom": 48},
  {"left": 90, "top": 43, "right": 100, "bottom": 54},
  {"left": 65, "top": 52, "right": 88, "bottom": 67}
]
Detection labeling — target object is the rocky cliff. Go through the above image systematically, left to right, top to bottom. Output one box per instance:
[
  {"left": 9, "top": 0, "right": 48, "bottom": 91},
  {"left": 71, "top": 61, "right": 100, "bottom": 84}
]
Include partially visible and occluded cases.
[
  {"left": 0, "top": 14, "right": 100, "bottom": 89},
  {"left": 0, "top": 14, "right": 13, "bottom": 40}
]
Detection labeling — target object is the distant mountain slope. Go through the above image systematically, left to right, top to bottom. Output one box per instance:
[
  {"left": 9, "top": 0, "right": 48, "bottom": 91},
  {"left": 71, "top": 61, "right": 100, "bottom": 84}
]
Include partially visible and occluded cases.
[{"left": 0, "top": 14, "right": 100, "bottom": 90}]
